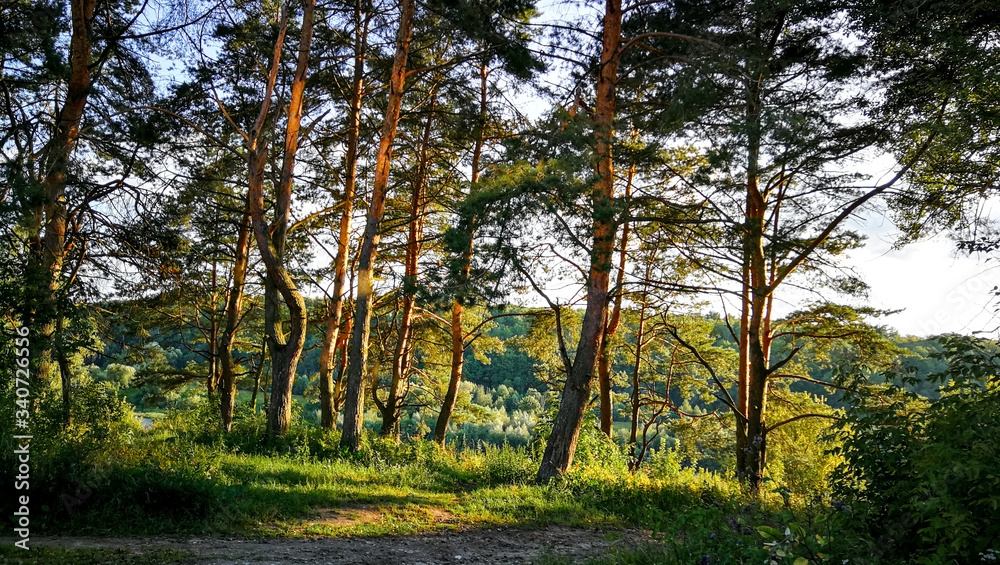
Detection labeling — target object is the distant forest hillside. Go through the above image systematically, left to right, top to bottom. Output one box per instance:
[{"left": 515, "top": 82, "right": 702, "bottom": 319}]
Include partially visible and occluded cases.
[{"left": 90, "top": 304, "right": 951, "bottom": 439}]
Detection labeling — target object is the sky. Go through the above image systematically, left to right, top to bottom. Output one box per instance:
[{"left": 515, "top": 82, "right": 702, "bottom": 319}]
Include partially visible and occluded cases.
[{"left": 842, "top": 216, "right": 1000, "bottom": 337}]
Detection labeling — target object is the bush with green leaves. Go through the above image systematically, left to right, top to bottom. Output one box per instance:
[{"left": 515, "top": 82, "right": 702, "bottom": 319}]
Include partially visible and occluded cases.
[{"left": 832, "top": 335, "right": 1000, "bottom": 564}]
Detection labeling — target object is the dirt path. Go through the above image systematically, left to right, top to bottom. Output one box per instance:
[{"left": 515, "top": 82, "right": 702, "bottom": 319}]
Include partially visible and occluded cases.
[{"left": 23, "top": 526, "right": 647, "bottom": 564}]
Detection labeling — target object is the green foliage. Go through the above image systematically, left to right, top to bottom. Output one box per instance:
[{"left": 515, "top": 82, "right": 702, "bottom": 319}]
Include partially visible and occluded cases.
[
  {"left": 832, "top": 335, "right": 1000, "bottom": 563},
  {"left": 764, "top": 393, "right": 843, "bottom": 500},
  {"left": 474, "top": 442, "right": 537, "bottom": 486}
]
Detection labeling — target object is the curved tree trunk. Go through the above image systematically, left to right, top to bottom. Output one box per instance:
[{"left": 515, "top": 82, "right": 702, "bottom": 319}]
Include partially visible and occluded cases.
[
  {"left": 244, "top": 0, "right": 315, "bottom": 439},
  {"left": 340, "top": 0, "right": 416, "bottom": 452},
  {"left": 537, "top": 0, "right": 621, "bottom": 483}
]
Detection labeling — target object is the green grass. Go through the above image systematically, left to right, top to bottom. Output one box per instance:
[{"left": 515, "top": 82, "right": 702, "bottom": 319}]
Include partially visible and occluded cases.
[
  {"left": 3, "top": 408, "right": 895, "bottom": 565},
  {"left": 23, "top": 431, "right": 630, "bottom": 538}
]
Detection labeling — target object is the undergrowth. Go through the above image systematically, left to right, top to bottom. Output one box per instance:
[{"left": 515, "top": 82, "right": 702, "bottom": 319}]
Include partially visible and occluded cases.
[{"left": 0, "top": 381, "right": 969, "bottom": 565}]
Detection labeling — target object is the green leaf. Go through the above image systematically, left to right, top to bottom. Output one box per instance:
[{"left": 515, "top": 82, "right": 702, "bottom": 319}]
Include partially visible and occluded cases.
[{"left": 758, "top": 526, "right": 783, "bottom": 540}]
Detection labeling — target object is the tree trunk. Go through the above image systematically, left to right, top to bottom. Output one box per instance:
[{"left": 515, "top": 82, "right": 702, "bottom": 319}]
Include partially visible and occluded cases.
[
  {"left": 35, "top": 0, "right": 96, "bottom": 418},
  {"left": 244, "top": 0, "right": 315, "bottom": 439},
  {"left": 340, "top": 0, "right": 416, "bottom": 453},
  {"left": 536, "top": 0, "right": 621, "bottom": 483},
  {"left": 318, "top": 2, "right": 371, "bottom": 431},
  {"left": 434, "top": 60, "right": 489, "bottom": 445},
  {"left": 736, "top": 71, "right": 770, "bottom": 494},
  {"left": 382, "top": 95, "right": 435, "bottom": 439},
  {"left": 597, "top": 166, "right": 633, "bottom": 436},
  {"left": 220, "top": 204, "right": 251, "bottom": 431},
  {"left": 736, "top": 251, "right": 751, "bottom": 478},
  {"left": 207, "top": 262, "right": 219, "bottom": 397},
  {"left": 628, "top": 303, "right": 646, "bottom": 446},
  {"left": 332, "top": 316, "right": 352, "bottom": 423},
  {"left": 56, "top": 317, "right": 71, "bottom": 424},
  {"left": 250, "top": 337, "right": 266, "bottom": 413}
]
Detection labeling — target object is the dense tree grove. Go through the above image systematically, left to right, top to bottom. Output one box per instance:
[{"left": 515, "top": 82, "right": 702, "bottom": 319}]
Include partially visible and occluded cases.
[{"left": 2, "top": 0, "right": 1000, "bottom": 562}]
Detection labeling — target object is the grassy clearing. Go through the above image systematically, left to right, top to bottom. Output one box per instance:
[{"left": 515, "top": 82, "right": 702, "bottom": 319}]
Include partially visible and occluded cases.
[
  {"left": 0, "top": 400, "right": 901, "bottom": 565},
  {"left": 34, "top": 436, "right": 621, "bottom": 538}
]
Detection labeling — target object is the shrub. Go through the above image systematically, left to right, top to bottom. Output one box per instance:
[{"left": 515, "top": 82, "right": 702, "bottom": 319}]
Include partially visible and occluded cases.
[
  {"left": 832, "top": 335, "right": 1000, "bottom": 563},
  {"left": 477, "top": 442, "right": 535, "bottom": 485}
]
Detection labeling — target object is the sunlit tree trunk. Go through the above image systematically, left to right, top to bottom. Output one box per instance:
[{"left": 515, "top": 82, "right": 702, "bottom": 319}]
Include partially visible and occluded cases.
[
  {"left": 33, "top": 0, "right": 97, "bottom": 422},
  {"left": 245, "top": 0, "right": 315, "bottom": 439},
  {"left": 340, "top": 0, "right": 416, "bottom": 452},
  {"left": 537, "top": 0, "right": 621, "bottom": 483},
  {"left": 318, "top": 3, "right": 371, "bottom": 430},
  {"left": 737, "top": 71, "right": 771, "bottom": 495},
  {"left": 381, "top": 95, "right": 434, "bottom": 439},
  {"left": 598, "top": 165, "right": 633, "bottom": 436},
  {"left": 219, "top": 205, "right": 251, "bottom": 431}
]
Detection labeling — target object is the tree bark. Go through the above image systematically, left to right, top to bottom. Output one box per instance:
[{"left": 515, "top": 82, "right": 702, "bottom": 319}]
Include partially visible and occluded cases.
[
  {"left": 35, "top": 0, "right": 96, "bottom": 420},
  {"left": 244, "top": 0, "right": 315, "bottom": 440},
  {"left": 340, "top": 0, "right": 416, "bottom": 452},
  {"left": 537, "top": 0, "right": 621, "bottom": 483},
  {"left": 318, "top": 2, "right": 370, "bottom": 431},
  {"left": 434, "top": 60, "right": 489, "bottom": 445},
  {"left": 736, "top": 66, "right": 770, "bottom": 495},
  {"left": 381, "top": 95, "right": 435, "bottom": 439},
  {"left": 597, "top": 166, "right": 633, "bottom": 436},
  {"left": 219, "top": 204, "right": 251, "bottom": 431},
  {"left": 207, "top": 262, "right": 219, "bottom": 397},
  {"left": 628, "top": 302, "right": 646, "bottom": 446},
  {"left": 332, "top": 316, "right": 352, "bottom": 421}
]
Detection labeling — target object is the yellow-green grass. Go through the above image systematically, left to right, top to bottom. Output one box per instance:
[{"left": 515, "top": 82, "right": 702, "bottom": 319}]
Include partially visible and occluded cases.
[{"left": 200, "top": 451, "right": 615, "bottom": 538}]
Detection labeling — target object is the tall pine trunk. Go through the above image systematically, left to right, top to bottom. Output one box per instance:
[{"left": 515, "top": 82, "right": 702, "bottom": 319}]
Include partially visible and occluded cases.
[
  {"left": 34, "top": 0, "right": 96, "bottom": 422},
  {"left": 340, "top": 0, "right": 416, "bottom": 452},
  {"left": 536, "top": 0, "right": 621, "bottom": 483},
  {"left": 318, "top": 3, "right": 371, "bottom": 430},
  {"left": 434, "top": 61, "right": 489, "bottom": 445},
  {"left": 736, "top": 70, "right": 771, "bottom": 495},
  {"left": 380, "top": 95, "right": 434, "bottom": 439},
  {"left": 597, "top": 166, "right": 633, "bottom": 436}
]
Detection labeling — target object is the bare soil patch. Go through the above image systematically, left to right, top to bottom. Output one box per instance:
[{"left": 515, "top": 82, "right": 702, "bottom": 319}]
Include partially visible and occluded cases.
[{"left": 311, "top": 504, "right": 385, "bottom": 527}]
